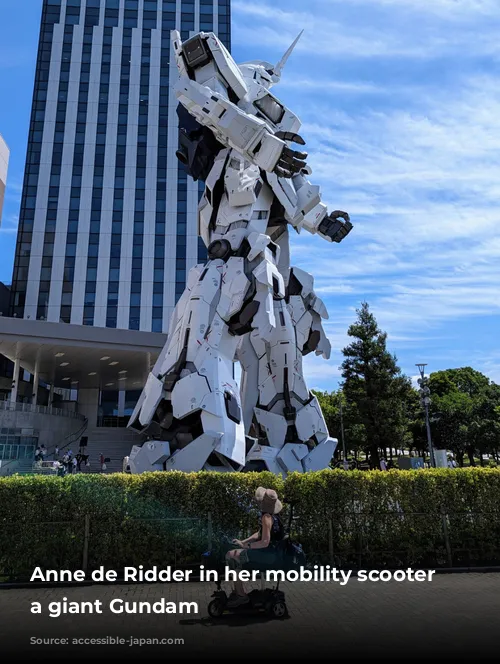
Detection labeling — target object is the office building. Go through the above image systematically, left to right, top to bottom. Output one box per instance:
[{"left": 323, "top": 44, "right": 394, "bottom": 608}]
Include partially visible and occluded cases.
[
  {"left": 0, "top": 0, "right": 231, "bottom": 472},
  {"left": 10, "top": 0, "right": 231, "bottom": 333},
  {"left": 0, "top": 134, "right": 9, "bottom": 226},
  {"left": 0, "top": 137, "right": 12, "bottom": 400}
]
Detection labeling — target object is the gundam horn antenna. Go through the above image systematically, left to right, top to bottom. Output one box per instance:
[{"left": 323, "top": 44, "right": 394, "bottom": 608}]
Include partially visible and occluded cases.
[{"left": 273, "top": 30, "right": 304, "bottom": 80}]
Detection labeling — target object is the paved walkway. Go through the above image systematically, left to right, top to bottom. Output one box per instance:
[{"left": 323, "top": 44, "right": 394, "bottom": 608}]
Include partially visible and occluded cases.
[{"left": 0, "top": 573, "right": 498, "bottom": 658}]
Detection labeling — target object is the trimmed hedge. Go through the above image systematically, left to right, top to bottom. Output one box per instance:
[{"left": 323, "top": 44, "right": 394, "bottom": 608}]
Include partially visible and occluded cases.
[{"left": 1, "top": 468, "right": 500, "bottom": 580}]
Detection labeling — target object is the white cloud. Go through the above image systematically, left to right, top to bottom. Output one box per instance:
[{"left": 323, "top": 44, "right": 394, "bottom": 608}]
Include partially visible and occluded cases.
[
  {"left": 231, "top": 0, "right": 500, "bottom": 387},
  {"left": 232, "top": 0, "right": 500, "bottom": 60},
  {"left": 330, "top": 0, "right": 499, "bottom": 19},
  {"left": 232, "top": 14, "right": 430, "bottom": 60},
  {"left": 0, "top": 49, "right": 34, "bottom": 70},
  {"left": 282, "top": 68, "right": 500, "bottom": 348},
  {"left": 279, "top": 78, "right": 385, "bottom": 96},
  {"left": 282, "top": 100, "right": 499, "bottom": 387},
  {"left": 5, "top": 179, "right": 23, "bottom": 204},
  {"left": 0, "top": 214, "right": 19, "bottom": 234},
  {"left": 303, "top": 354, "right": 342, "bottom": 381},
  {"left": 473, "top": 354, "right": 500, "bottom": 384}
]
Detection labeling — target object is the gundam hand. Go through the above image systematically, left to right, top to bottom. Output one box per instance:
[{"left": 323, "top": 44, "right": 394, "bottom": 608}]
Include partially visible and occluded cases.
[
  {"left": 273, "top": 132, "right": 308, "bottom": 178},
  {"left": 317, "top": 211, "right": 353, "bottom": 243}
]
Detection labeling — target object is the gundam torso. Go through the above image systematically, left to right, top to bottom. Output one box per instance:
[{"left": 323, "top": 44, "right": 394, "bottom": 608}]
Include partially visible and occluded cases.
[{"left": 127, "top": 30, "right": 353, "bottom": 476}]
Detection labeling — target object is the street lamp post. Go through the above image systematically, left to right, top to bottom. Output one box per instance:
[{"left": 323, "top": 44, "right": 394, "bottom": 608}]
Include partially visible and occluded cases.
[
  {"left": 416, "top": 363, "right": 435, "bottom": 468},
  {"left": 339, "top": 392, "right": 347, "bottom": 468}
]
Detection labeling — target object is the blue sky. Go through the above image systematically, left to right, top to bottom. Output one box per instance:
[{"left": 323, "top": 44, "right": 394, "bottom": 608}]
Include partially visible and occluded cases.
[{"left": 1, "top": 0, "right": 499, "bottom": 390}]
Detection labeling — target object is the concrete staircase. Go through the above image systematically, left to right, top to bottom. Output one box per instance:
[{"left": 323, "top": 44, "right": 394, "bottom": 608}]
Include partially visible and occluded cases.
[{"left": 82, "top": 427, "right": 146, "bottom": 473}]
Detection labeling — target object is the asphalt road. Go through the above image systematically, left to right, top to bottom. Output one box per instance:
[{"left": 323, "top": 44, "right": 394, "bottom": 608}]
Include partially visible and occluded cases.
[{"left": 0, "top": 572, "right": 498, "bottom": 659}]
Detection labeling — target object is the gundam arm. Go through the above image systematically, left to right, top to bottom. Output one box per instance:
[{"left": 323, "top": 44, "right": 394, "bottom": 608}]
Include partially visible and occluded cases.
[
  {"left": 171, "top": 31, "right": 306, "bottom": 178},
  {"left": 265, "top": 168, "right": 353, "bottom": 243},
  {"left": 301, "top": 201, "right": 353, "bottom": 243}
]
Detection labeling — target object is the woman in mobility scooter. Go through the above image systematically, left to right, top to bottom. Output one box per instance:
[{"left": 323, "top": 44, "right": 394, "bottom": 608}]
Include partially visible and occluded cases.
[
  {"left": 227, "top": 487, "right": 284, "bottom": 607},
  {"left": 205, "top": 488, "right": 305, "bottom": 619}
]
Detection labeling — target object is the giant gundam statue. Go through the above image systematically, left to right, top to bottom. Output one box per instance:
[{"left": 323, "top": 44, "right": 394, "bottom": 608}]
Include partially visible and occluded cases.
[{"left": 127, "top": 30, "right": 353, "bottom": 476}]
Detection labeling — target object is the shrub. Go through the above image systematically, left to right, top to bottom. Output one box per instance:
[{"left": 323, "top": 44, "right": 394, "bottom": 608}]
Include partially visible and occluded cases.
[{"left": 1, "top": 468, "right": 499, "bottom": 580}]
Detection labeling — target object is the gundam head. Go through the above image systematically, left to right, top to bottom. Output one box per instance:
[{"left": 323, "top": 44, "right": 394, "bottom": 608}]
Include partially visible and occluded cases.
[
  {"left": 173, "top": 28, "right": 304, "bottom": 137},
  {"left": 238, "top": 30, "right": 304, "bottom": 89},
  {"left": 238, "top": 31, "right": 304, "bottom": 135},
  {"left": 238, "top": 61, "right": 278, "bottom": 90}
]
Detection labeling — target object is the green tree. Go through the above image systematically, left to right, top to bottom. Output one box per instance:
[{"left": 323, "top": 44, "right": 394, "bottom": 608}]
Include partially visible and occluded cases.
[
  {"left": 340, "top": 302, "right": 412, "bottom": 469},
  {"left": 429, "top": 367, "right": 500, "bottom": 466},
  {"left": 430, "top": 367, "right": 490, "bottom": 399},
  {"left": 313, "top": 389, "right": 368, "bottom": 463},
  {"left": 430, "top": 389, "right": 472, "bottom": 464},
  {"left": 313, "top": 390, "right": 339, "bottom": 438}
]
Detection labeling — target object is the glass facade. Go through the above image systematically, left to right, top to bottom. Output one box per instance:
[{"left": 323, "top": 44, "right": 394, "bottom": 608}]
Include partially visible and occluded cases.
[
  {"left": 11, "top": 0, "right": 231, "bottom": 332},
  {"left": 0, "top": 429, "right": 38, "bottom": 462}
]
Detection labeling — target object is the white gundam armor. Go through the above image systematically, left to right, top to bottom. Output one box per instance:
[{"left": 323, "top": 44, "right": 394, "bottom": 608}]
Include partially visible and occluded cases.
[{"left": 127, "top": 30, "right": 353, "bottom": 476}]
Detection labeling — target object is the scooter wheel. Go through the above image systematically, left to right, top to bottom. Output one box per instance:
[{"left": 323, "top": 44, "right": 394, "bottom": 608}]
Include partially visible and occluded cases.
[
  {"left": 208, "top": 599, "right": 225, "bottom": 618},
  {"left": 270, "top": 600, "right": 288, "bottom": 618}
]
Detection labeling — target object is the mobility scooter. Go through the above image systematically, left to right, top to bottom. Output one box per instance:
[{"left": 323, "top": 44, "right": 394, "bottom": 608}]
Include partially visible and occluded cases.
[{"left": 202, "top": 504, "right": 305, "bottom": 619}]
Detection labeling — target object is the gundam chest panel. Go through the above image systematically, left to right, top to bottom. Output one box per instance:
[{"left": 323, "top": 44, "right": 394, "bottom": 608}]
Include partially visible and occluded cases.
[{"left": 198, "top": 149, "right": 276, "bottom": 252}]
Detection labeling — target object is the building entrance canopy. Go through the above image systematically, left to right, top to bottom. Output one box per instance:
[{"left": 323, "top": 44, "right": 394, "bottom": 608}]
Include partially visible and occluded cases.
[{"left": 0, "top": 317, "right": 166, "bottom": 391}]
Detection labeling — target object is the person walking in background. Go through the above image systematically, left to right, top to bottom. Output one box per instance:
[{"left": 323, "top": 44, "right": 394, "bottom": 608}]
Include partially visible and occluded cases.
[
  {"left": 79, "top": 436, "right": 88, "bottom": 455},
  {"left": 54, "top": 445, "right": 59, "bottom": 460},
  {"left": 100, "top": 453, "right": 105, "bottom": 472}
]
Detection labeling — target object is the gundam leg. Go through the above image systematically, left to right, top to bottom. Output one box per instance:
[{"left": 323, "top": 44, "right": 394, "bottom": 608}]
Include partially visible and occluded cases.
[
  {"left": 127, "top": 232, "right": 285, "bottom": 474},
  {"left": 128, "top": 260, "right": 244, "bottom": 472},
  {"left": 238, "top": 264, "right": 338, "bottom": 475}
]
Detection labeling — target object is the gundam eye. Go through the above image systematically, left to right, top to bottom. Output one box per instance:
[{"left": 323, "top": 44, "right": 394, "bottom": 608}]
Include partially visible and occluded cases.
[{"left": 254, "top": 94, "right": 285, "bottom": 124}]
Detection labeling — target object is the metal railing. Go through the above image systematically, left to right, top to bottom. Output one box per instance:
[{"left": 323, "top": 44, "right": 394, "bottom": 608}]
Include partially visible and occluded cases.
[
  {"left": 0, "top": 400, "right": 85, "bottom": 421},
  {"left": 96, "top": 416, "right": 130, "bottom": 428},
  {"left": 56, "top": 418, "right": 88, "bottom": 455},
  {"left": 26, "top": 462, "right": 59, "bottom": 475},
  {"left": 1, "top": 510, "right": 500, "bottom": 582},
  {"left": 290, "top": 510, "right": 500, "bottom": 569},
  {"left": 0, "top": 516, "right": 207, "bottom": 581}
]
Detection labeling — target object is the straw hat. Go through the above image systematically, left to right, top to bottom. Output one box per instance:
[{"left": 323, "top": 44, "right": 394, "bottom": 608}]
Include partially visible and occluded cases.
[{"left": 255, "top": 487, "right": 283, "bottom": 515}]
